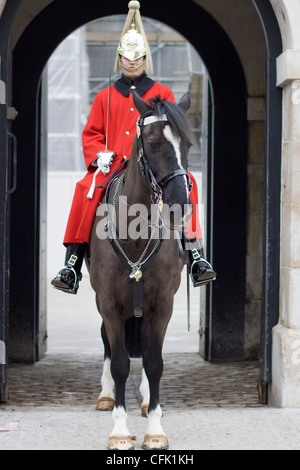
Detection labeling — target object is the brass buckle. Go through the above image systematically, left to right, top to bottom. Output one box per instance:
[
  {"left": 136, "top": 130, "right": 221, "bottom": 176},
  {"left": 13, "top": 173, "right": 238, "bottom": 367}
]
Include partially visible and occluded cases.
[{"left": 191, "top": 248, "right": 201, "bottom": 261}]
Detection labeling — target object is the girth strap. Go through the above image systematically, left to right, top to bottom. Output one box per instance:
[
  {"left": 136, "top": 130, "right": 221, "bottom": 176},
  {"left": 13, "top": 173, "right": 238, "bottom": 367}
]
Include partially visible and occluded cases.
[{"left": 127, "top": 275, "right": 146, "bottom": 318}]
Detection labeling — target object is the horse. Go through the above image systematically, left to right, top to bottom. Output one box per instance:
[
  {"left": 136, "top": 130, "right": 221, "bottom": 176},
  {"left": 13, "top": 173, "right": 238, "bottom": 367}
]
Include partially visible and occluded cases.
[{"left": 89, "top": 90, "right": 192, "bottom": 450}]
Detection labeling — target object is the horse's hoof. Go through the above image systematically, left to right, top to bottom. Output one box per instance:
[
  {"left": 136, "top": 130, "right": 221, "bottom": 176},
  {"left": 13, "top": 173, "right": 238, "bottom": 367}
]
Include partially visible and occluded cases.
[
  {"left": 96, "top": 397, "right": 115, "bottom": 411},
  {"left": 141, "top": 404, "right": 149, "bottom": 417},
  {"left": 142, "top": 434, "right": 169, "bottom": 450},
  {"left": 108, "top": 436, "right": 134, "bottom": 451}
]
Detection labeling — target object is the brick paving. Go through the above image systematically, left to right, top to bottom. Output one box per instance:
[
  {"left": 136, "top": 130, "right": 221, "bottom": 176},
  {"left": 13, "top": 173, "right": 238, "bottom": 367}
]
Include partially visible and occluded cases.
[{"left": 6, "top": 352, "right": 261, "bottom": 410}]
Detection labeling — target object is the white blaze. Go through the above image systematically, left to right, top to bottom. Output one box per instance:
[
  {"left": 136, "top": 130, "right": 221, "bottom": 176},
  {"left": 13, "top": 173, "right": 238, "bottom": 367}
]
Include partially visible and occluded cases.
[{"left": 163, "top": 125, "right": 189, "bottom": 197}]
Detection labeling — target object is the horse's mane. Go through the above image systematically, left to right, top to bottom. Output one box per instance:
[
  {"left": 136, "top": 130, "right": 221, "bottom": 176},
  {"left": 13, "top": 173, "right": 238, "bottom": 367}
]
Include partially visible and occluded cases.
[{"left": 146, "top": 96, "right": 190, "bottom": 144}]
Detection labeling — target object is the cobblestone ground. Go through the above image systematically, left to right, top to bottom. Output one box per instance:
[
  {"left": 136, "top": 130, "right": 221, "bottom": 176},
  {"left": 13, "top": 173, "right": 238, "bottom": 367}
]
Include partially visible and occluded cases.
[
  {"left": 3, "top": 278, "right": 300, "bottom": 450},
  {"left": 6, "top": 352, "right": 261, "bottom": 410},
  {"left": 5, "top": 353, "right": 300, "bottom": 451}
]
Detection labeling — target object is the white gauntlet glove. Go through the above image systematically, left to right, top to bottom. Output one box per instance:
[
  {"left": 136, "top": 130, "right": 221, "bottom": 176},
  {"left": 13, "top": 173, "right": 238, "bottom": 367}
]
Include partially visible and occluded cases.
[{"left": 87, "top": 150, "right": 116, "bottom": 199}]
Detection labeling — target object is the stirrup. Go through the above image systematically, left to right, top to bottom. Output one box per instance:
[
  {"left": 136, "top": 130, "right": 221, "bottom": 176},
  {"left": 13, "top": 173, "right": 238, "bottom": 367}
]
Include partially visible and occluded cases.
[
  {"left": 190, "top": 258, "right": 216, "bottom": 287},
  {"left": 51, "top": 265, "right": 82, "bottom": 294}
]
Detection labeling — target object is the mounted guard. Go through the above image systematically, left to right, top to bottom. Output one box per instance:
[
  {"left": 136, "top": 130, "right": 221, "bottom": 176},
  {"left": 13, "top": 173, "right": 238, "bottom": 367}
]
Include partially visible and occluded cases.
[
  {"left": 50, "top": 0, "right": 217, "bottom": 451},
  {"left": 51, "top": 0, "right": 216, "bottom": 293}
]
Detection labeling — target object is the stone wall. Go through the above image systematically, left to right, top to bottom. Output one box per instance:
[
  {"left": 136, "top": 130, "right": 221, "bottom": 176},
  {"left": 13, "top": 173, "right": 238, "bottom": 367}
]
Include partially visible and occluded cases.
[
  {"left": 196, "top": 0, "right": 267, "bottom": 358},
  {"left": 269, "top": 0, "right": 300, "bottom": 406}
]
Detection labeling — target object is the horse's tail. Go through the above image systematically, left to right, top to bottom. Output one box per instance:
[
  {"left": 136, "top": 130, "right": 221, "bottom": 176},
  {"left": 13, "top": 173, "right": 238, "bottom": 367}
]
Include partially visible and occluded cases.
[{"left": 125, "top": 317, "right": 143, "bottom": 358}]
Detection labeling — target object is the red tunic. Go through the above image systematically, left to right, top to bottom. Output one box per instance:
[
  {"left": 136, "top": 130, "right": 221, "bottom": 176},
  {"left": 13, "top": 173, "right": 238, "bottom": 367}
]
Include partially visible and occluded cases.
[{"left": 63, "top": 81, "right": 202, "bottom": 244}]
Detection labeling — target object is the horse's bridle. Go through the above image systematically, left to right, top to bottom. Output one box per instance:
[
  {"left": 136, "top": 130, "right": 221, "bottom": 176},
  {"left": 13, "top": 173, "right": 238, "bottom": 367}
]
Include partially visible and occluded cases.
[
  {"left": 103, "top": 112, "right": 192, "bottom": 318},
  {"left": 136, "top": 114, "right": 192, "bottom": 209}
]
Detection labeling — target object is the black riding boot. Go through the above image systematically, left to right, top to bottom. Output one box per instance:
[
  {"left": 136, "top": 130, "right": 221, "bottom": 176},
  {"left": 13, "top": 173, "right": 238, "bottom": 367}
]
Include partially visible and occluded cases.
[
  {"left": 185, "top": 238, "right": 216, "bottom": 287},
  {"left": 51, "top": 243, "right": 87, "bottom": 294}
]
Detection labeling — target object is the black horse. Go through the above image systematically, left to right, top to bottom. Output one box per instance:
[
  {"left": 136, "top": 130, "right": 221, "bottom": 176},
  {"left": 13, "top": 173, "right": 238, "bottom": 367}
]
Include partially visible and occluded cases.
[{"left": 89, "top": 90, "right": 192, "bottom": 450}]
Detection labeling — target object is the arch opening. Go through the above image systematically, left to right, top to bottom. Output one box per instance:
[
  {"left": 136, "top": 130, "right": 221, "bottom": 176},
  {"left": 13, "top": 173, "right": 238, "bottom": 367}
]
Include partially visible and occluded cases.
[
  {"left": 0, "top": 1, "right": 283, "bottom": 408},
  {"left": 9, "top": 1, "right": 248, "bottom": 364},
  {"left": 46, "top": 15, "right": 208, "bottom": 355}
]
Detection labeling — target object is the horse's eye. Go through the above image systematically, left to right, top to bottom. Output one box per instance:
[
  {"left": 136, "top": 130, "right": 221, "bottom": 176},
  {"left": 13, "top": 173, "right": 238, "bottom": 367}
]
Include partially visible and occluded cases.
[{"left": 148, "top": 142, "right": 160, "bottom": 153}]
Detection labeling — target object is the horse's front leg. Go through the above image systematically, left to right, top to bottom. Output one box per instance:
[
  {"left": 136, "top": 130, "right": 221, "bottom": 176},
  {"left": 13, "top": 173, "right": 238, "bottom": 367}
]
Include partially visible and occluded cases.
[
  {"left": 96, "top": 323, "right": 115, "bottom": 411},
  {"left": 108, "top": 340, "right": 134, "bottom": 450},
  {"left": 142, "top": 343, "right": 169, "bottom": 450},
  {"left": 96, "top": 357, "right": 115, "bottom": 411}
]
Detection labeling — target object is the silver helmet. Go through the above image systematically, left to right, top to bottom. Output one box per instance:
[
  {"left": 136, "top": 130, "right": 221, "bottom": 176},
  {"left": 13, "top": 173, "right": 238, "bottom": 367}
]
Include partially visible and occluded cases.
[
  {"left": 114, "top": 1, "right": 153, "bottom": 75},
  {"left": 117, "top": 21, "right": 146, "bottom": 62}
]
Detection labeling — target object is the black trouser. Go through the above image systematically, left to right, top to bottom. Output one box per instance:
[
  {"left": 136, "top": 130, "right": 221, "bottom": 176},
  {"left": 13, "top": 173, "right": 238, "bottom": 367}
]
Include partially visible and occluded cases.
[
  {"left": 183, "top": 236, "right": 205, "bottom": 265},
  {"left": 65, "top": 242, "right": 88, "bottom": 274}
]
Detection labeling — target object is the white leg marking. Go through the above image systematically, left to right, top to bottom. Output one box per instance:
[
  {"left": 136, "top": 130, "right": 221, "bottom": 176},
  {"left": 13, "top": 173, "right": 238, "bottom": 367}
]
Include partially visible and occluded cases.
[
  {"left": 163, "top": 125, "right": 189, "bottom": 198},
  {"left": 99, "top": 358, "right": 115, "bottom": 399},
  {"left": 139, "top": 368, "right": 150, "bottom": 408},
  {"left": 146, "top": 405, "right": 166, "bottom": 436},
  {"left": 110, "top": 406, "right": 131, "bottom": 437}
]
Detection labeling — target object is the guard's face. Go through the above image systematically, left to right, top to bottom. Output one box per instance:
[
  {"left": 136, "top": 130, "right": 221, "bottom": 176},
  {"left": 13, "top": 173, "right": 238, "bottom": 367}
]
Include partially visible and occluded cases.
[{"left": 120, "top": 56, "right": 146, "bottom": 80}]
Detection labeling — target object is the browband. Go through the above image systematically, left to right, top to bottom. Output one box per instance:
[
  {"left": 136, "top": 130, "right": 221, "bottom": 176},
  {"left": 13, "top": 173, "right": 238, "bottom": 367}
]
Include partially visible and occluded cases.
[{"left": 142, "top": 114, "right": 168, "bottom": 126}]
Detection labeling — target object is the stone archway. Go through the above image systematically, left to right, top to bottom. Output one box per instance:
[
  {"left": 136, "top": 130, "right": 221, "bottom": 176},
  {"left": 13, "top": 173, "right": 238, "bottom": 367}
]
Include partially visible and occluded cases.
[{"left": 0, "top": 0, "right": 283, "bottom": 404}]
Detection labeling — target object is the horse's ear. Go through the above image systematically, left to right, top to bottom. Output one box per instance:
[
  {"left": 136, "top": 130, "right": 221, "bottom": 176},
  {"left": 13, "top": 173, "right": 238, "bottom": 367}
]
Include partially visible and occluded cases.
[
  {"left": 131, "top": 89, "right": 152, "bottom": 116},
  {"left": 178, "top": 92, "right": 191, "bottom": 113}
]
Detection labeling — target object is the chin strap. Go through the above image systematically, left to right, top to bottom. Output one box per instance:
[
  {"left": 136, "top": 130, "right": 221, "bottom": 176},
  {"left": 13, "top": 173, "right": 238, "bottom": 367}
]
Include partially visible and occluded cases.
[{"left": 119, "top": 58, "right": 146, "bottom": 73}]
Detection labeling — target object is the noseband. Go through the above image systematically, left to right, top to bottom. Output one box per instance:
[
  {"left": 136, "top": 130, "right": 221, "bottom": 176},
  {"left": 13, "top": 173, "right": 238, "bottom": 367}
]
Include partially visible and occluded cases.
[{"left": 136, "top": 114, "right": 192, "bottom": 209}]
